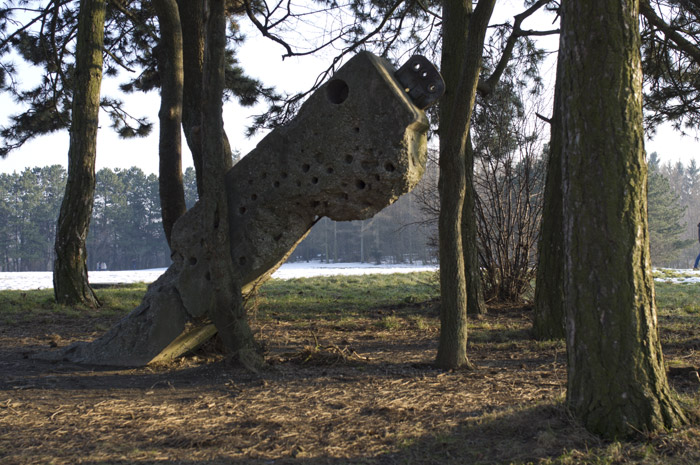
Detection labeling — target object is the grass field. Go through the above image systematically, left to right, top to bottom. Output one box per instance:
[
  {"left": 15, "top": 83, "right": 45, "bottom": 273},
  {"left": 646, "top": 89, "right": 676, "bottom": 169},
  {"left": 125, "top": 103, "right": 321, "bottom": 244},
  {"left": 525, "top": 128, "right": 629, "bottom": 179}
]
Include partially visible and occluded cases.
[{"left": 1, "top": 272, "right": 699, "bottom": 464}]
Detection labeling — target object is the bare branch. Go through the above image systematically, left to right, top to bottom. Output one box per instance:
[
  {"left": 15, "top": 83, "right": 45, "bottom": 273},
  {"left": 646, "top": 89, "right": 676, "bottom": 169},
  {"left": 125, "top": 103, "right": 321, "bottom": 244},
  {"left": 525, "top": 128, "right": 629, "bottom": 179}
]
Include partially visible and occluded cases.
[
  {"left": 107, "top": 0, "right": 159, "bottom": 41},
  {"left": 243, "top": 0, "right": 294, "bottom": 57},
  {"left": 479, "top": 0, "right": 557, "bottom": 96},
  {"left": 640, "top": 0, "right": 700, "bottom": 64},
  {"left": 103, "top": 46, "right": 135, "bottom": 72},
  {"left": 535, "top": 112, "right": 551, "bottom": 124}
]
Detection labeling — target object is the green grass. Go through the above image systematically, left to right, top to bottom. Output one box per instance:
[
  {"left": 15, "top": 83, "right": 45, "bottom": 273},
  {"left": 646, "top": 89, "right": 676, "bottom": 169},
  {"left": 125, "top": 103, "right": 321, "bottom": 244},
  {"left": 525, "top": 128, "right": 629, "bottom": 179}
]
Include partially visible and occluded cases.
[
  {"left": 653, "top": 268, "right": 691, "bottom": 280},
  {"left": 248, "top": 271, "right": 438, "bottom": 321},
  {"left": 1, "top": 273, "right": 700, "bottom": 464},
  {"left": 655, "top": 281, "right": 700, "bottom": 313},
  {"left": 0, "top": 283, "right": 147, "bottom": 325}
]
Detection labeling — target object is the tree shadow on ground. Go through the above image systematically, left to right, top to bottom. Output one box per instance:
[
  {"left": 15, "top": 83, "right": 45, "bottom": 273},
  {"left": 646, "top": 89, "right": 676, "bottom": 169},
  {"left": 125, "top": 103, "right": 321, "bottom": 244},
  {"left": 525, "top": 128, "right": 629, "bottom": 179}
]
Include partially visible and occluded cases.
[{"left": 71, "top": 403, "right": 602, "bottom": 465}]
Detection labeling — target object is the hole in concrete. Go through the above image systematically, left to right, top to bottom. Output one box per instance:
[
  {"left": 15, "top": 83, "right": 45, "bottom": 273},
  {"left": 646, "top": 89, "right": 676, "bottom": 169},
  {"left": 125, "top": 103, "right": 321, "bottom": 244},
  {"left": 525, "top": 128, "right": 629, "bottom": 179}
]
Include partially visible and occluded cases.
[
  {"left": 413, "top": 62, "right": 421, "bottom": 71},
  {"left": 326, "top": 79, "right": 349, "bottom": 104},
  {"left": 354, "top": 127, "right": 360, "bottom": 133},
  {"left": 345, "top": 155, "right": 353, "bottom": 164},
  {"left": 384, "top": 162, "right": 396, "bottom": 172},
  {"left": 302, "top": 163, "right": 311, "bottom": 172},
  {"left": 326, "top": 167, "right": 334, "bottom": 174},
  {"left": 261, "top": 172, "right": 268, "bottom": 179},
  {"left": 281, "top": 172, "right": 288, "bottom": 178},
  {"left": 375, "top": 174, "right": 381, "bottom": 181},
  {"left": 311, "top": 177, "right": 319, "bottom": 184},
  {"left": 356, "top": 179, "right": 366, "bottom": 190},
  {"left": 274, "top": 181, "right": 280, "bottom": 188},
  {"left": 296, "top": 181, "right": 302, "bottom": 187},
  {"left": 251, "top": 194, "right": 258, "bottom": 201},
  {"left": 311, "top": 200, "right": 321, "bottom": 208},
  {"left": 239, "top": 206, "right": 247, "bottom": 215},
  {"left": 274, "top": 234, "right": 282, "bottom": 242},
  {"left": 239, "top": 256, "right": 247, "bottom": 266},
  {"left": 189, "top": 257, "right": 197, "bottom": 266},
  {"left": 205, "top": 271, "right": 211, "bottom": 281}
]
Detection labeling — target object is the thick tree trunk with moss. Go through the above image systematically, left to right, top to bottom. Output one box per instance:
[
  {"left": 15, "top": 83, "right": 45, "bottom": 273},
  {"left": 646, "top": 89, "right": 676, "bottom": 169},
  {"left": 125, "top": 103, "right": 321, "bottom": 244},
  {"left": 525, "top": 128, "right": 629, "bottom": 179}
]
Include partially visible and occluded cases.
[
  {"left": 53, "top": 0, "right": 105, "bottom": 307},
  {"left": 154, "top": 0, "right": 187, "bottom": 246},
  {"left": 200, "top": 0, "right": 260, "bottom": 366},
  {"left": 436, "top": 0, "right": 495, "bottom": 369},
  {"left": 559, "top": 0, "right": 687, "bottom": 437},
  {"left": 533, "top": 59, "right": 564, "bottom": 340},
  {"left": 462, "top": 132, "right": 486, "bottom": 316}
]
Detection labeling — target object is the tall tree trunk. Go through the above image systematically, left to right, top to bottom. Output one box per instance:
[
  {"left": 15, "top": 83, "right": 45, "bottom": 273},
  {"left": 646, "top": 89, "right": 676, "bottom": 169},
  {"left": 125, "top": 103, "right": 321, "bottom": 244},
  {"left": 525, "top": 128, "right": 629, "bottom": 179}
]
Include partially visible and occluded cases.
[
  {"left": 53, "top": 0, "right": 105, "bottom": 307},
  {"left": 154, "top": 0, "right": 187, "bottom": 246},
  {"left": 175, "top": 0, "right": 234, "bottom": 196},
  {"left": 176, "top": 0, "right": 205, "bottom": 195},
  {"left": 200, "top": 0, "right": 260, "bottom": 367},
  {"left": 436, "top": 0, "right": 495, "bottom": 369},
  {"left": 559, "top": 0, "right": 687, "bottom": 437},
  {"left": 533, "top": 58, "right": 564, "bottom": 340},
  {"left": 462, "top": 131, "right": 486, "bottom": 316}
]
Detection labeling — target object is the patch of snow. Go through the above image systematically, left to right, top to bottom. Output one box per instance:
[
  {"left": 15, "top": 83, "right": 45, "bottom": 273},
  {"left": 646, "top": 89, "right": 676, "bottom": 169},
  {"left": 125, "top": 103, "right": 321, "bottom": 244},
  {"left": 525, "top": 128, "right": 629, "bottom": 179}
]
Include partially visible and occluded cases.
[
  {"left": 0, "top": 261, "right": 438, "bottom": 291},
  {"left": 653, "top": 268, "right": 700, "bottom": 284}
]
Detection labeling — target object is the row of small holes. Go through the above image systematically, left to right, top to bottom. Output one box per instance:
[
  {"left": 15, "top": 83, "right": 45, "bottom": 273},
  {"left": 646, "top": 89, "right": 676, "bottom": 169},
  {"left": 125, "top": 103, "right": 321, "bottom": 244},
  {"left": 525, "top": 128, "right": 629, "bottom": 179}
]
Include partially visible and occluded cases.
[{"left": 239, "top": 154, "right": 395, "bottom": 217}]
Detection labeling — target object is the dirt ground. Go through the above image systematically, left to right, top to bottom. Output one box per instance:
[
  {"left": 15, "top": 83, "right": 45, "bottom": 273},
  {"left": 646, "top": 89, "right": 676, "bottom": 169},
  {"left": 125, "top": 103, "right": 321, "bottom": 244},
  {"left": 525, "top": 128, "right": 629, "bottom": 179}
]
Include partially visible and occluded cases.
[{"left": 1, "top": 304, "right": 699, "bottom": 465}]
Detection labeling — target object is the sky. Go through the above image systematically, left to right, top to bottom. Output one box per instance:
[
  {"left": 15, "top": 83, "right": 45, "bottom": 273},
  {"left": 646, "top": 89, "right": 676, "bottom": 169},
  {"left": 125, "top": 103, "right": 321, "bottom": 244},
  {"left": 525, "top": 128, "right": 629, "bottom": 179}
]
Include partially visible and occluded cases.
[{"left": 1, "top": 3, "right": 699, "bottom": 176}]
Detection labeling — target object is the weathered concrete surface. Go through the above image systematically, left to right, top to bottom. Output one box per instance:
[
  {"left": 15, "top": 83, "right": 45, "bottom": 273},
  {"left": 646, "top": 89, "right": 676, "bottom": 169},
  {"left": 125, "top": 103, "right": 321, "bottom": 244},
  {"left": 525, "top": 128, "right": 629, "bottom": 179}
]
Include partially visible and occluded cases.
[{"left": 38, "top": 52, "right": 431, "bottom": 366}]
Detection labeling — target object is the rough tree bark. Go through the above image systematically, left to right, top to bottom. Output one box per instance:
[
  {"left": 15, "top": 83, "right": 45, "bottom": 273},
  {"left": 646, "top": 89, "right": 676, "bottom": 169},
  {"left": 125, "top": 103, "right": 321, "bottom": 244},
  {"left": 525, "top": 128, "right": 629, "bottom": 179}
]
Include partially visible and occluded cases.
[
  {"left": 53, "top": 0, "right": 105, "bottom": 307},
  {"left": 153, "top": 0, "right": 187, "bottom": 246},
  {"left": 173, "top": 0, "right": 234, "bottom": 196},
  {"left": 176, "top": 0, "right": 205, "bottom": 194},
  {"left": 199, "top": 0, "right": 260, "bottom": 366},
  {"left": 436, "top": 0, "right": 495, "bottom": 369},
  {"left": 559, "top": 0, "right": 687, "bottom": 437},
  {"left": 533, "top": 58, "right": 565, "bottom": 340},
  {"left": 462, "top": 132, "right": 486, "bottom": 316}
]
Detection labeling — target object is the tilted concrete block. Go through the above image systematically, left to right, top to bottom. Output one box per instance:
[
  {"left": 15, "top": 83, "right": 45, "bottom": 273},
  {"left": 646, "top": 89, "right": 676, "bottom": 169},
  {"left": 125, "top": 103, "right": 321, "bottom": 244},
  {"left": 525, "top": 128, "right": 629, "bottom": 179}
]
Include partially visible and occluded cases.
[{"left": 39, "top": 51, "right": 439, "bottom": 366}]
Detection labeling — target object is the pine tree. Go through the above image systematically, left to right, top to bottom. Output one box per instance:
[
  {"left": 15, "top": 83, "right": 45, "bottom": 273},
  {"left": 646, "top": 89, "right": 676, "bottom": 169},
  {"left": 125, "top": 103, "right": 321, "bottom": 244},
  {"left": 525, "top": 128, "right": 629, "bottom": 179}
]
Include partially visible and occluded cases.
[{"left": 647, "top": 153, "right": 693, "bottom": 266}]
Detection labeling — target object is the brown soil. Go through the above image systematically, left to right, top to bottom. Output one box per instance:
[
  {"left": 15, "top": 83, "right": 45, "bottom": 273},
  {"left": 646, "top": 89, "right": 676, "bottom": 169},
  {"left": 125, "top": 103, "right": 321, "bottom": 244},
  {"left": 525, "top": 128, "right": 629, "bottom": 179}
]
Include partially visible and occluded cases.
[{"left": 1, "top": 305, "right": 699, "bottom": 465}]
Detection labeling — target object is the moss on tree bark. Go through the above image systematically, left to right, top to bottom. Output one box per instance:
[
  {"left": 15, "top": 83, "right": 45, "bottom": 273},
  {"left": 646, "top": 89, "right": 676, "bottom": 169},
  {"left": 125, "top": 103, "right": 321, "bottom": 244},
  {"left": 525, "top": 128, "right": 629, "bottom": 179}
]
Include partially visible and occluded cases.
[
  {"left": 53, "top": 0, "right": 105, "bottom": 308},
  {"left": 154, "top": 0, "right": 187, "bottom": 246},
  {"left": 200, "top": 0, "right": 260, "bottom": 367},
  {"left": 436, "top": 0, "right": 495, "bottom": 369},
  {"left": 558, "top": 0, "right": 687, "bottom": 438},
  {"left": 533, "top": 58, "right": 564, "bottom": 340},
  {"left": 462, "top": 133, "right": 486, "bottom": 316}
]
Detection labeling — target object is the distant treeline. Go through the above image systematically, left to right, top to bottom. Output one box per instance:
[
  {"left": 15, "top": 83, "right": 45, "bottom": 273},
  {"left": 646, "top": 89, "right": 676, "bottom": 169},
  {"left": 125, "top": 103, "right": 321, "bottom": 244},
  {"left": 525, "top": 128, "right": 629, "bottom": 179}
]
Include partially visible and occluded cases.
[
  {"left": 648, "top": 153, "right": 700, "bottom": 268},
  {"left": 3, "top": 154, "right": 693, "bottom": 273},
  {"left": 0, "top": 165, "right": 434, "bottom": 272}
]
